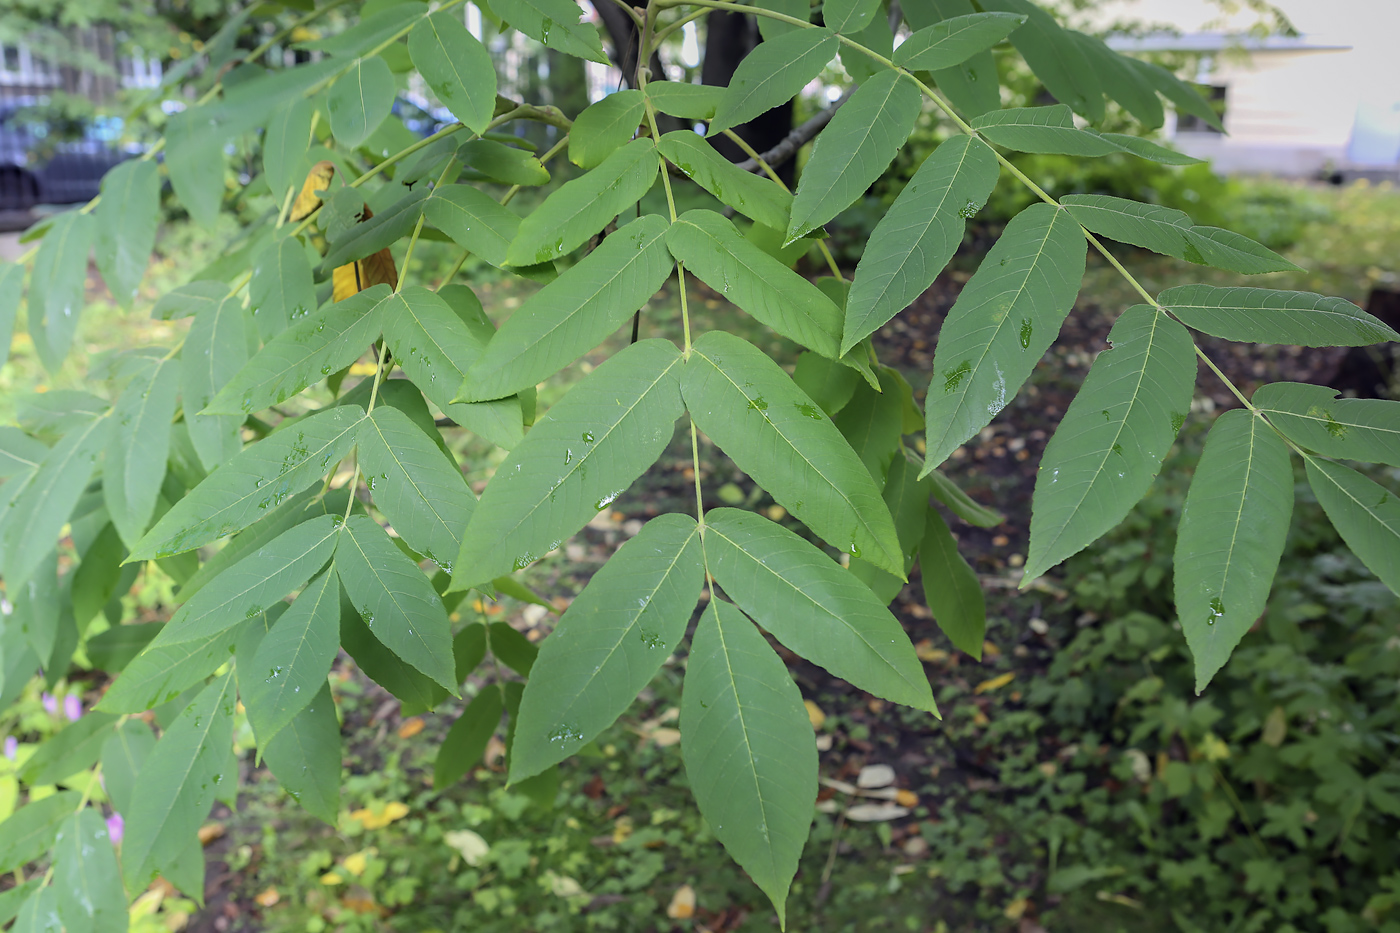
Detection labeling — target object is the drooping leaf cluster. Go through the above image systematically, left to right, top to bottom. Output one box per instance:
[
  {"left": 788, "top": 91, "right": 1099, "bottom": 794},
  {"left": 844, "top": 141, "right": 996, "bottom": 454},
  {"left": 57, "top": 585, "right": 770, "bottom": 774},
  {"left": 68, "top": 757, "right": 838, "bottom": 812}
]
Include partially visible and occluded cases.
[{"left": 0, "top": 0, "right": 1397, "bottom": 926}]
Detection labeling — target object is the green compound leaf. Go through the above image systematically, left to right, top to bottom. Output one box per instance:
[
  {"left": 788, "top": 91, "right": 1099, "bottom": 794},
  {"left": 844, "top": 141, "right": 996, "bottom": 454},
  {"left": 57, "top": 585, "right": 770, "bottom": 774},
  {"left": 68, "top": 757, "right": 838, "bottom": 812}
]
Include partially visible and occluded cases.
[
  {"left": 489, "top": 0, "right": 608, "bottom": 63},
  {"left": 823, "top": 0, "right": 880, "bottom": 34},
  {"left": 980, "top": 0, "right": 1103, "bottom": 121},
  {"left": 409, "top": 11, "right": 496, "bottom": 134},
  {"left": 894, "top": 12, "right": 1025, "bottom": 71},
  {"left": 709, "top": 28, "right": 838, "bottom": 136},
  {"left": 327, "top": 54, "right": 396, "bottom": 148},
  {"left": 787, "top": 70, "right": 923, "bottom": 242},
  {"left": 570, "top": 90, "right": 645, "bottom": 169},
  {"left": 971, "top": 105, "right": 1121, "bottom": 156},
  {"left": 658, "top": 131, "right": 793, "bottom": 232},
  {"left": 844, "top": 134, "right": 1000, "bottom": 354},
  {"left": 506, "top": 138, "right": 659, "bottom": 267},
  {"left": 94, "top": 159, "right": 160, "bottom": 307},
  {"left": 423, "top": 183, "right": 522, "bottom": 269},
  {"left": 923, "top": 202, "right": 1085, "bottom": 470},
  {"left": 28, "top": 209, "right": 96, "bottom": 371},
  {"left": 666, "top": 209, "right": 841, "bottom": 357},
  {"left": 463, "top": 215, "right": 673, "bottom": 401},
  {"left": 250, "top": 236, "right": 318, "bottom": 342},
  {"left": 206, "top": 285, "right": 388, "bottom": 414},
  {"left": 1157, "top": 285, "right": 1399, "bottom": 347},
  {"left": 1024, "top": 306, "right": 1196, "bottom": 581},
  {"left": 684, "top": 331, "right": 903, "bottom": 575},
  {"left": 452, "top": 339, "right": 685, "bottom": 590},
  {"left": 105, "top": 357, "right": 181, "bottom": 548},
  {"left": 1252, "top": 383, "right": 1400, "bottom": 467},
  {"left": 130, "top": 405, "right": 364, "bottom": 560},
  {"left": 359, "top": 405, "right": 476, "bottom": 570},
  {"left": 1175, "top": 409, "right": 1293, "bottom": 692},
  {"left": 1, "top": 414, "right": 112, "bottom": 590},
  {"left": 1305, "top": 458, "right": 1400, "bottom": 596},
  {"left": 919, "top": 506, "right": 985, "bottom": 657},
  {"left": 706, "top": 508, "right": 935, "bottom": 712},
  {"left": 335, "top": 514, "right": 458, "bottom": 691},
  {"left": 511, "top": 514, "right": 702, "bottom": 781},
  {"left": 104, "top": 516, "right": 340, "bottom": 712},
  {"left": 245, "top": 567, "right": 342, "bottom": 745},
  {"left": 680, "top": 599, "right": 816, "bottom": 927},
  {"left": 122, "top": 670, "right": 236, "bottom": 884},
  {"left": 263, "top": 680, "right": 342, "bottom": 824},
  {"left": 435, "top": 686, "right": 504, "bottom": 789},
  {"left": 0, "top": 791, "right": 82, "bottom": 874},
  {"left": 53, "top": 809, "right": 127, "bottom": 933}
]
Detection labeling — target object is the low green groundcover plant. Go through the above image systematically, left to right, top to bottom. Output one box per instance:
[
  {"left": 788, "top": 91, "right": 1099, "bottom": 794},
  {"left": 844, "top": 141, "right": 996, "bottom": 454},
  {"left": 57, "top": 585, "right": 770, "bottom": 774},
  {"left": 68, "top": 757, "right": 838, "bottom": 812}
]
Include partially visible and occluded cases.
[{"left": 0, "top": 0, "right": 1397, "bottom": 928}]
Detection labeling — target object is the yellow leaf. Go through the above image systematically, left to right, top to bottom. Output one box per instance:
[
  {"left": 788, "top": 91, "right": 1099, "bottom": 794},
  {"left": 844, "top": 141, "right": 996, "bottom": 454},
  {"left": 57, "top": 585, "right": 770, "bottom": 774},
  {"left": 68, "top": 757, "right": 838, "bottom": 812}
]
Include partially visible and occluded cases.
[
  {"left": 290, "top": 161, "right": 336, "bottom": 221},
  {"left": 348, "top": 362, "right": 378, "bottom": 376},
  {"left": 914, "top": 640, "right": 947, "bottom": 663},
  {"left": 974, "top": 672, "right": 1015, "bottom": 694},
  {"left": 804, "top": 700, "right": 826, "bottom": 729},
  {"left": 397, "top": 717, "right": 425, "bottom": 739},
  {"left": 1199, "top": 732, "right": 1231, "bottom": 762},
  {"left": 894, "top": 789, "right": 919, "bottom": 808},
  {"left": 350, "top": 800, "right": 410, "bottom": 830},
  {"left": 612, "top": 816, "right": 633, "bottom": 844},
  {"left": 343, "top": 851, "right": 369, "bottom": 877},
  {"left": 320, "top": 872, "right": 343, "bottom": 885},
  {"left": 666, "top": 884, "right": 696, "bottom": 919},
  {"left": 255, "top": 887, "right": 280, "bottom": 907},
  {"left": 1004, "top": 897, "right": 1029, "bottom": 920}
]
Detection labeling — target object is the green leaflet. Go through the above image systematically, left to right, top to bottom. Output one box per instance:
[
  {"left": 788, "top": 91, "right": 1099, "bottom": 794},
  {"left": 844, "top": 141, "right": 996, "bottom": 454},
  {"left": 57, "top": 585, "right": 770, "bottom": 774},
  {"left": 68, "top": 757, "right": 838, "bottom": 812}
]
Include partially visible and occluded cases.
[
  {"left": 488, "top": 0, "right": 608, "bottom": 63},
  {"left": 756, "top": 0, "right": 809, "bottom": 39},
  {"left": 823, "top": 0, "right": 880, "bottom": 33},
  {"left": 901, "top": 0, "right": 1000, "bottom": 116},
  {"left": 980, "top": 0, "right": 1103, "bottom": 121},
  {"left": 298, "top": 3, "right": 426, "bottom": 56},
  {"left": 839, "top": 9, "right": 894, "bottom": 83},
  {"left": 409, "top": 11, "right": 496, "bottom": 134},
  {"left": 893, "top": 12, "right": 1025, "bottom": 71},
  {"left": 709, "top": 28, "right": 839, "bottom": 136},
  {"left": 1070, "top": 31, "right": 1163, "bottom": 129},
  {"left": 327, "top": 55, "right": 396, "bottom": 148},
  {"left": 1130, "top": 58, "right": 1224, "bottom": 133},
  {"left": 787, "top": 70, "right": 922, "bottom": 242},
  {"left": 645, "top": 81, "right": 724, "bottom": 121},
  {"left": 570, "top": 90, "right": 645, "bottom": 169},
  {"left": 263, "top": 97, "right": 315, "bottom": 203},
  {"left": 971, "top": 105, "right": 1121, "bottom": 156},
  {"left": 164, "top": 107, "right": 224, "bottom": 228},
  {"left": 658, "top": 132, "right": 793, "bottom": 232},
  {"left": 1099, "top": 133, "right": 1202, "bottom": 165},
  {"left": 843, "top": 135, "right": 1000, "bottom": 354},
  {"left": 506, "top": 138, "right": 660, "bottom": 267},
  {"left": 457, "top": 140, "right": 550, "bottom": 186},
  {"left": 94, "top": 159, "right": 160, "bottom": 307},
  {"left": 423, "top": 183, "right": 521, "bottom": 268},
  {"left": 322, "top": 187, "right": 430, "bottom": 270},
  {"left": 1060, "top": 194, "right": 1193, "bottom": 257},
  {"left": 923, "top": 202, "right": 1085, "bottom": 470},
  {"left": 28, "top": 209, "right": 96, "bottom": 372},
  {"left": 666, "top": 210, "right": 841, "bottom": 357},
  {"left": 463, "top": 215, "right": 673, "bottom": 400},
  {"left": 1175, "top": 227, "right": 1301, "bottom": 275},
  {"left": 250, "top": 236, "right": 317, "bottom": 341},
  {"left": 0, "top": 263, "right": 21, "bottom": 366},
  {"left": 153, "top": 281, "right": 229, "bottom": 321},
  {"left": 381, "top": 285, "right": 524, "bottom": 449},
  {"left": 1158, "top": 285, "right": 1398, "bottom": 347},
  {"left": 206, "top": 286, "right": 387, "bottom": 414},
  {"left": 184, "top": 292, "right": 253, "bottom": 467},
  {"left": 1023, "top": 306, "right": 1196, "bottom": 581},
  {"left": 684, "top": 331, "right": 904, "bottom": 574},
  {"left": 452, "top": 339, "right": 685, "bottom": 590},
  {"left": 792, "top": 350, "right": 860, "bottom": 416},
  {"left": 105, "top": 357, "right": 181, "bottom": 548},
  {"left": 832, "top": 366, "right": 904, "bottom": 481},
  {"left": 1252, "top": 383, "right": 1400, "bottom": 467},
  {"left": 14, "top": 389, "right": 107, "bottom": 435},
  {"left": 130, "top": 405, "right": 364, "bottom": 560},
  {"left": 359, "top": 406, "right": 476, "bottom": 569},
  {"left": 1175, "top": 409, "right": 1293, "bottom": 691},
  {"left": 2, "top": 414, "right": 112, "bottom": 589},
  {"left": 0, "top": 426, "right": 46, "bottom": 477},
  {"left": 883, "top": 450, "right": 932, "bottom": 556},
  {"left": 1305, "top": 459, "right": 1400, "bottom": 595},
  {"left": 919, "top": 505, "right": 985, "bottom": 656},
  {"left": 706, "top": 508, "right": 936, "bottom": 712},
  {"left": 335, "top": 514, "right": 458, "bottom": 690},
  {"left": 511, "top": 514, "right": 702, "bottom": 780},
  {"left": 104, "top": 515, "right": 339, "bottom": 712},
  {"left": 72, "top": 524, "right": 124, "bottom": 630},
  {"left": 244, "top": 567, "right": 342, "bottom": 744},
  {"left": 339, "top": 583, "right": 445, "bottom": 710},
  {"left": 680, "top": 599, "right": 816, "bottom": 925},
  {"left": 488, "top": 621, "right": 538, "bottom": 677},
  {"left": 87, "top": 622, "right": 162, "bottom": 673},
  {"left": 93, "top": 623, "right": 242, "bottom": 714},
  {"left": 122, "top": 670, "right": 236, "bottom": 884},
  {"left": 263, "top": 681, "right": 342, "bottom": 823},
  {"left": 435, "top": 687, "right": 504, "bottom": 788},
  {"left": 18, "top": 712, "right": 116, "bottom": 785},
  {"left": 101, "top": 718, "right": 155, "bottom": 815},
  {"left": 0, "top": 791, "right": 82, "bottom": 873},
  {"left": 52, "top": 810, "right": 127, "bottom": 933},
  {"left": 12, "top": 885, "right": 61, "bottom": 932}
]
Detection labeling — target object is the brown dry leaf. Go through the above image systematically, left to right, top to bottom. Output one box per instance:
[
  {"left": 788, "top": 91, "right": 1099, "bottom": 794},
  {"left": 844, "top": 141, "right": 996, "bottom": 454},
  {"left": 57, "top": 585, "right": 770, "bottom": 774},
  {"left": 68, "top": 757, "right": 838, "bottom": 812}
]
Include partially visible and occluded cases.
[
  {"left": 290, "top": 160, "right": 336, "bottom": 221},
  {"left": 974, "top": 672, "right": 1015, "bottom": 694},
  {"left": 397, "top": 717, "right": 425, "bottom": 739},
  {"left": 666, "top": 884, "right": 696, "bottom": 919},
  {"left": 255, "top": 887, "right": 280, "bottom": 907}
]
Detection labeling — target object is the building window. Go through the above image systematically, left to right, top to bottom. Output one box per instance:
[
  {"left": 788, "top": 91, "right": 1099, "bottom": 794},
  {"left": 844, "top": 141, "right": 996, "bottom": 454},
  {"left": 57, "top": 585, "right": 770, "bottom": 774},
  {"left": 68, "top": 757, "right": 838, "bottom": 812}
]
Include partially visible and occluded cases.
[{"left": 1178, "top": 85, "right": 1227, "bottom": 133}]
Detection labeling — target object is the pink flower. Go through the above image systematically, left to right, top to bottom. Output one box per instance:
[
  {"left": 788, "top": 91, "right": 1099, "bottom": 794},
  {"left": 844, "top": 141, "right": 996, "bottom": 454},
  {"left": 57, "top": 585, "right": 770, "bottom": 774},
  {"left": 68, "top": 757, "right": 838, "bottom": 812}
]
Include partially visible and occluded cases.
[
  {"left": 41, "top": 692, "right": 57, "bottom": 714},
  {"left": 63, "top": 694, "right": 82, "bottom": 722},
  {"left": 2, "top": 736, "right": 15, "bottom": 760},
  {"left": 106, "top": 813, "right": 124, "bottom": 844}
]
